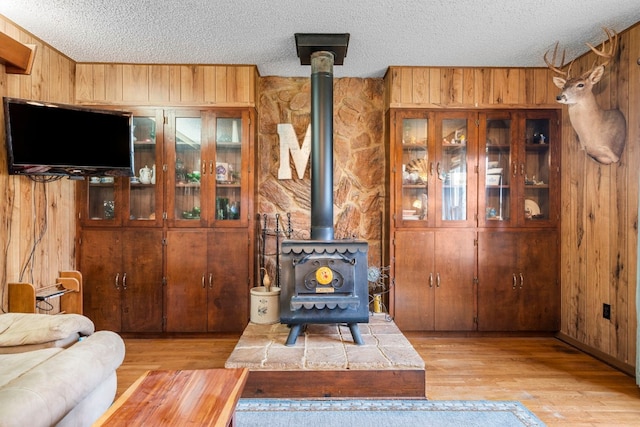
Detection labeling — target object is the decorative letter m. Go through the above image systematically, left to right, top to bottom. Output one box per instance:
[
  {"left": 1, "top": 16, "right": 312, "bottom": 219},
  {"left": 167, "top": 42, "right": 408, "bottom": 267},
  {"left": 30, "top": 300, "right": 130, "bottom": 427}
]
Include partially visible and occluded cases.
[{"left": 277, "top": 124, "right": 311, "bottom": 180}]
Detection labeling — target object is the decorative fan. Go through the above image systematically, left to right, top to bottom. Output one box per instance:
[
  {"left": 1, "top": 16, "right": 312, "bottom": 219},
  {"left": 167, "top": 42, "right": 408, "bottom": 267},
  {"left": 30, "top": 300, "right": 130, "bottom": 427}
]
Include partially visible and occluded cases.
[{"left": 406, "top": 158, "right": 429, "bottom": 182}]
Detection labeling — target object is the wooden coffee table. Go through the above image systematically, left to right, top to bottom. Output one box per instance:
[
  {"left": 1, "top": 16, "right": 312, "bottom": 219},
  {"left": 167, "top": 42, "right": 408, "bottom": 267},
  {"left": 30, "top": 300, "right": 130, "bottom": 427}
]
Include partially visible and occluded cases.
[{"left": 93, "top": 368, "right": 248, "bottom": 427}]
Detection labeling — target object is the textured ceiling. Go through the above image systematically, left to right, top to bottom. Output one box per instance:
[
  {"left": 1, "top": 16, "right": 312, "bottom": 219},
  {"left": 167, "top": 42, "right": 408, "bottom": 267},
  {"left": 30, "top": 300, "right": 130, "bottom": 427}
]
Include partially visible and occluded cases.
[{"left": 1, "top": 0, "right": 639, "bottom": 78}]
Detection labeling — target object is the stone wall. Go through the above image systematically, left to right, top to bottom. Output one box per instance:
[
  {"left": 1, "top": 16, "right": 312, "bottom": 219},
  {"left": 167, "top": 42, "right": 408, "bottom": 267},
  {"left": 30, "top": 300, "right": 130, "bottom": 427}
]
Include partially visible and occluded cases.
[{"left": 257, "top": 76, "right": 386, "bottom": 282}]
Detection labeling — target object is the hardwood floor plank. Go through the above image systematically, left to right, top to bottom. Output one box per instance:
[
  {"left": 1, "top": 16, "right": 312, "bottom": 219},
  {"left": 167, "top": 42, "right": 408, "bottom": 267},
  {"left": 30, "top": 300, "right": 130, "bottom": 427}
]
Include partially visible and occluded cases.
[{"left": 114, "top": 334, "right": 640, "bottom": 426}]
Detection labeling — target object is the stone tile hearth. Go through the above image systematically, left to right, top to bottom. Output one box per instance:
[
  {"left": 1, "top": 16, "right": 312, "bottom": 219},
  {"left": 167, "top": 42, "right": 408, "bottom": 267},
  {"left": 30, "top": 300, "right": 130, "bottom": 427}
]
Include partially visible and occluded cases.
[{"left": 225, "top": 314, "right": 425, "bottom": 371}]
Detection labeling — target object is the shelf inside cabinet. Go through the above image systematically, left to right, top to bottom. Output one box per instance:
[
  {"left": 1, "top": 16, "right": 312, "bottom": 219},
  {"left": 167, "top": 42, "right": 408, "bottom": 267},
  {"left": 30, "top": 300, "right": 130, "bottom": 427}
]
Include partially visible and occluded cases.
[
  {"left": 134, "top": 140, "right": 155, "bottom": 146},
  {"left": 216, "top": 141, "right": 242, "bottom": 149},
  {"left": 402, "top": 143, "right": 427, "bottom": 151},
  {"left": 525, "top": 144, "right": 550, "bottom": 152},
  {"left": 525, "top": 184, "right": 549, "bottom": 189}
]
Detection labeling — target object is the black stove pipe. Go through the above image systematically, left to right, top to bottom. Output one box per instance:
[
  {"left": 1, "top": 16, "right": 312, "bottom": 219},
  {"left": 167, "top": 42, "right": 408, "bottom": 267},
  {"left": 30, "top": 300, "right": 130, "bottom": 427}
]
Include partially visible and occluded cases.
[{"left": 310, "top": 51, "right": 334, "bottom": 241}]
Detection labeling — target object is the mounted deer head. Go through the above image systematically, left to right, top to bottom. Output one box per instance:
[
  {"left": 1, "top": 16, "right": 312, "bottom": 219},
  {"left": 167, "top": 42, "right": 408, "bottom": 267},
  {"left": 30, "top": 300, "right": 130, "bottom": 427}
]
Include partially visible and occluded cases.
[{"left": 544, "top": 27, "right": 626, "bottom": 164}]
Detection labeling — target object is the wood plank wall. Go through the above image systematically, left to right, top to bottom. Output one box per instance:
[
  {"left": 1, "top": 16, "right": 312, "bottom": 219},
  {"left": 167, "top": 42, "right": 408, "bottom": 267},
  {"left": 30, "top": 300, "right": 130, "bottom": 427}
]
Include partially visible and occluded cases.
[
  {"left": 0, "top": 17, "right": 76, "bottom": 312},
  {"left": 557, "top": 24, "right": 640, "bottom": 370},
  {"left": 75, "top": 63, "right": 258, "bottom": 107},
  {"left": 384, "top": 66, "right": 559, "bottom": 109}
]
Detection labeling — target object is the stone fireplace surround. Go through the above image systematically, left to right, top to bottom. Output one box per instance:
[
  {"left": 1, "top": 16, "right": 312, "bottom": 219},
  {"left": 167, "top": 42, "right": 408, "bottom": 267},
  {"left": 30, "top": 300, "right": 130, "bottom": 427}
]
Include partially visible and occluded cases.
[{"left": 225, "top": 314, "right": 426, "bottom": 398}]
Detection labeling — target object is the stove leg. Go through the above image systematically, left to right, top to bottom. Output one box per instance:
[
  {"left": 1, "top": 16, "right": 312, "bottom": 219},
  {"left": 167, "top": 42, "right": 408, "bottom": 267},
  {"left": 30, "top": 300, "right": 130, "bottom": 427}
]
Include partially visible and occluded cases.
[
  {"left": 348, "top": 323, "right": 364, "bottom": 345},
  {"left": 285, "top": 324, "right": 304, "bottom": 346}
]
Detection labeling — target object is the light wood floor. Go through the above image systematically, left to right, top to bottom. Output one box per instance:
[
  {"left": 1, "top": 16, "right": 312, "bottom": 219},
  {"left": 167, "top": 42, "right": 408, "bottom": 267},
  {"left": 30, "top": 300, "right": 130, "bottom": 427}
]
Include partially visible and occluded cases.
[{"left": 116, "top": 334, "right": 640, "bottom": 426}]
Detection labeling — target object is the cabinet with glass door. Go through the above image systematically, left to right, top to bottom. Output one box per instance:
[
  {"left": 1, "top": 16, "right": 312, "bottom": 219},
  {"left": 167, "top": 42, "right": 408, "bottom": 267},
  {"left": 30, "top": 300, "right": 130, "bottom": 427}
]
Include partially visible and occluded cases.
[
  {"left": 78, "top": 108, "right": 164, "bottom": 227},
  {"left": 389, "top": 108, "right": 559, "bottom": 333},
  {"left": 166, "top": 109, "right": 252, "bottom": 227},
  {"left": 396, "top": 110, "right": 477, "bottom": 228},
  {"left": 478, "top": 110, "right": 559, "bottom": 227},
  {"left": 519, "top": 110, "right": 559, "bottom": 227},
  {"left": 397, "top": 112, "right": 430, "bottom": 226},
  {"left": 479, "top": 112, "right": 514, "bottom": 226}
]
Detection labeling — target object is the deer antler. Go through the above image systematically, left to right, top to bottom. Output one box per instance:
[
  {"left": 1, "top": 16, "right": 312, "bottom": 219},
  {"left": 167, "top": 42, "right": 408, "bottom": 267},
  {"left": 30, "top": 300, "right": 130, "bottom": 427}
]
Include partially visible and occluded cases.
[
  {"left": 544, "top": 27, "right": 618, "bottom": 80},
  {"left": 585, "top": 27, "right": 618, "bottom": 69},
  {"left": 544, "top": 41, "right": 574, "bottom": 78}
]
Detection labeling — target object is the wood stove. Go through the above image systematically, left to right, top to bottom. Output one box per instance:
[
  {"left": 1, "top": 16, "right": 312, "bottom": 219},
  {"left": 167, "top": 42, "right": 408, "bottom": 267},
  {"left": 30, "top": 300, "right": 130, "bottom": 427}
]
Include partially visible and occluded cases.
[
  {"left": 279, "top": 36, "right": 369, "bottom": 346},
  {"left": 280, "top": 239, "right": 369, "bottom": 345}
]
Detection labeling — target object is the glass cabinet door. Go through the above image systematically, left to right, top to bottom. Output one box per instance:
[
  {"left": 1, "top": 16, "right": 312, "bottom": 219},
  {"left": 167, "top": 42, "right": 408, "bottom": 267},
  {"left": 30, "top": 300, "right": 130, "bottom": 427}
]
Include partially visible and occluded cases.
[
  {"left": 166, "top": 109, "right": 249, "bottom": 227},
  {"left": 127, "top": 111, "right": 162, "bottom": 226},
  {"left": 173, "top": 113, "right": 203, "bottom": 224},
  {"left": 436, "top": 114, "right": 476, "bottom": 227},
  {"left": 481, "top": 114, "right": 513, "bottom": 225},
  {"left": 214, "top": 115, "right": 243, "bottom": 222},
  {"left": 522, "top": 115, "right": 553, "bottom": 224},
  {"left": 400, "top": 116, "right": 429, "bottom": 224},
  {"left": 86, "top": 177, "right": 119, "bottom": 223}
]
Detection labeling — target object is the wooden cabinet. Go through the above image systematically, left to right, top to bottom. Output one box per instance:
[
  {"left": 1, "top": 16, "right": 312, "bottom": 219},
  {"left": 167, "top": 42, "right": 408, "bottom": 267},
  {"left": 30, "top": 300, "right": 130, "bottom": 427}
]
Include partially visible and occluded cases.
[
  {"left": 77, "top": 106, "right": 255, "bottom": 333},
  {"left": 389, "top": 108, "right": 560, "bottom": 332},
  {"left": 78, "top": 109, "right": 165, "bottom": 228},
  {"left": 165, "top": 109, "right": 252, "bottom": 228},
  {"left": 394, "top": 110, "right": 478, "bottom": 228},
  {"left": 478, "top": 110, "right": 560, "bottom": 228},
  {"left": 80, "top": 229, "right": 163, "bottom": 332},
  {"left": 165, "top": 229, "right": 249, "bottom": 332},
  {"left": 393, "top": 230, "right": 476, "bottom": 331},
  {"left": 477, "top": 230, "right": 559, "bottom": 331}
]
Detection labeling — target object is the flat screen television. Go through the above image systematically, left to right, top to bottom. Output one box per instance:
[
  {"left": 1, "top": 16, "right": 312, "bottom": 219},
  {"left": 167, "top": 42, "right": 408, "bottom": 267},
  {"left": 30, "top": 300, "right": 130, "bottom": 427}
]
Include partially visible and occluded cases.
[{"left": 3, "top": 97, "right": 134, "bottom": 177}]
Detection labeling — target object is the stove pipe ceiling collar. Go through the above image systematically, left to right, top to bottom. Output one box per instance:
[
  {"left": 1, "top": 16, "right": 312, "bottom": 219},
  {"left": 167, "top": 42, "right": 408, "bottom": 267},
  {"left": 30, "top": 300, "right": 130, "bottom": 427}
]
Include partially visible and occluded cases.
[{"left": 294, "top": 33, "right": 350, "bottom": 65}]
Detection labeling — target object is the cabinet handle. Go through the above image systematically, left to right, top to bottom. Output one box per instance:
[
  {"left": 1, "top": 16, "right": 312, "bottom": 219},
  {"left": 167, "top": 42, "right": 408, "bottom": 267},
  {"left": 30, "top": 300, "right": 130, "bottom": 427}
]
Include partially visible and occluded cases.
[
  {"left": 201, "top": 161, "right": 206, "bottom": 175},
  {"left": 209, "top": 161, "right": 214, "bottom": 175},
  {"left": 429, "top": 161, "right": 434, "bottom": 176},
  {"left": 512, "top": 161, "right": 517, "bottom": 177},
  {"left": 436, "top": 162, "right": 443, "bottom": 180},
  {"left": 520, "top": 163, "right": 525, "bottom": 176},
  {"left": 122, "top": 272, "right": 127, "bottom": 290},
  {"left": 429, "top": 272, "right": 433, "bottom": 288},
  {"left": 436, "top": 272, "right": 441, "bottom": 287},
  {"left": 114, "top": 273, "right": 120, "bottom": 290},
  {"left": 209, "top": 273, "right": 213, "bottom": 289},
  {"left": 512, "top": 273, "right": 517, "bottom": 289},
  {"left": 519, "top": 273, "right": 524, "bottom": 289},
  {"left": 201, "top": 274, "right": 206, "bottom": 288}
]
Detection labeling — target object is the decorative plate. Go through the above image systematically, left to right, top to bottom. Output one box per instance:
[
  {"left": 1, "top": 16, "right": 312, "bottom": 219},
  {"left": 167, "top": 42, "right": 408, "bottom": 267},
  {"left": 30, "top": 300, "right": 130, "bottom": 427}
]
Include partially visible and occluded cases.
[{"left": 524, "top": 199, "right": 540, "bottom": 216}]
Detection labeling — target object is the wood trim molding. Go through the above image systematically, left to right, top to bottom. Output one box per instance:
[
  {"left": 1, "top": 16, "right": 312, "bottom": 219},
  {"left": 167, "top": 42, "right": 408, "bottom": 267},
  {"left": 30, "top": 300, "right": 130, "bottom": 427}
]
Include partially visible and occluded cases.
[
  {"left": 0, "top": 32, "right": 36, "bottom": 74},
  {"left": 555, "top": 332, "right": 635, "bottom": 377}
]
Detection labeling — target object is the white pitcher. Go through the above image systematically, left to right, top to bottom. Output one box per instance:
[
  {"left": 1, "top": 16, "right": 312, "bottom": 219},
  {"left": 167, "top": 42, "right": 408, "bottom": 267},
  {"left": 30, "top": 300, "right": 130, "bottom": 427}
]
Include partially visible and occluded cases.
[{"left": 139, "top": 165, "right": 152, "bottom": 184}]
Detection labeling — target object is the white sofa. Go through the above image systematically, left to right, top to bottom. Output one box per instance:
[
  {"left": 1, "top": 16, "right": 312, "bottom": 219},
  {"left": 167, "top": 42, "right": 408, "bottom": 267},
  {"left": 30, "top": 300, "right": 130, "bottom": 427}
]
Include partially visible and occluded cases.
[{"left": 0, "top": 313, "right": 125, "bottom": 427}]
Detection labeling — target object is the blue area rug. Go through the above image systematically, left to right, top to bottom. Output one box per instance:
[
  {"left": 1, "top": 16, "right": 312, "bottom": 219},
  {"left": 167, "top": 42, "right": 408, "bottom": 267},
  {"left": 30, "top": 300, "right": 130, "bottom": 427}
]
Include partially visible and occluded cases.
[{"left": 235, "top": 399, "right": 546, "bottom": 426}]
